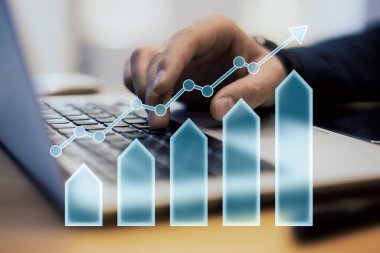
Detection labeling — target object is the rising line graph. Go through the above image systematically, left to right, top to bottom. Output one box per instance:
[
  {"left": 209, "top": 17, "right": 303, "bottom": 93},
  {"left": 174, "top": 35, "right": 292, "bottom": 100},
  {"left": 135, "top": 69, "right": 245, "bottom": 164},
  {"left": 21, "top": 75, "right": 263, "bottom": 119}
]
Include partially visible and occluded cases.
[{"left": 49, "top": 25, "right": 308, "bottom": 157}]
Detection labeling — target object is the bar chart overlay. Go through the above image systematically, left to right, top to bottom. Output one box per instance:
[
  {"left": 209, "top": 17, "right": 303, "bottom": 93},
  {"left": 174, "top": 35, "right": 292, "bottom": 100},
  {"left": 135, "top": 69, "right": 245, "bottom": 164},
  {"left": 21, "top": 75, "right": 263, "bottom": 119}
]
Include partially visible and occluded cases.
[
  {"left": 61, "top": 25, "right": 313, "bottom": 227},
  {"left": 275, "top": 70, "right": 313, "bottom": 226},
  {"left": 223, "top": 99, "right": 260, "bottom": 226},
  {"left": 170, "top": 119, "right": 208, "bottom": 226},
  {"left": 118, "top": 139, "right": 155, "bottom": 226},
  {"left": 65, "top": 164, "right": 102, "bottom": 226}
]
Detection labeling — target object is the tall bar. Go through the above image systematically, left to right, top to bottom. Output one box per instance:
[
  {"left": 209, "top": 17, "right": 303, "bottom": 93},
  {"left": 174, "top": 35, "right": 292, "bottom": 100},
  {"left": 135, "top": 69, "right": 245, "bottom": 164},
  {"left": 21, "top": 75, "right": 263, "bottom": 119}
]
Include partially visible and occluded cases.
[
  {"left": 275, "top": 70, "right": 313, "bottom": 226},
  {"left": 223, "top": 99, "right": 260, "bottom": 226},
  {"left": 170, "top": 119, "right": 207, "bottom": 226},
  {"left": 118, "top": 139, "right": 155, "bottom": 226},
  {"left": 65, "top": 163, "right": 102, "bottom": 226}
]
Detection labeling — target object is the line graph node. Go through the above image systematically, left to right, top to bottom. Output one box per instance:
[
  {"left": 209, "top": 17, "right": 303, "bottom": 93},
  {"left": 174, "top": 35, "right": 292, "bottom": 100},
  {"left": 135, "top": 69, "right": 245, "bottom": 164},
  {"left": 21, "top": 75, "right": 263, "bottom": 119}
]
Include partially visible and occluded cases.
[
  {"left": 233, "top": 56, "right": 246, "bottom": 68},
  {"left": 248, "top": 62, "right": 259, "bottom": 74},
  {"left": 183, "top": 79, "right": 195, "bottom": 91},
  {"left": 201, "top": 85, "right": 213, "bottom": 97},
  {"left": 130, "top": 98, "right": 143, "bottom": 110},
  {"left": 155, "top": 104, "right": 167, "bottom": 116},
  {"left": 74, "top": 126, "right": 86, "bottom": 138},
  {"left": 93, "top": 131, "right": 105, "bottom": 143},
  {"left": 50, "top": 145, "right": 62, "bottom": 157}
]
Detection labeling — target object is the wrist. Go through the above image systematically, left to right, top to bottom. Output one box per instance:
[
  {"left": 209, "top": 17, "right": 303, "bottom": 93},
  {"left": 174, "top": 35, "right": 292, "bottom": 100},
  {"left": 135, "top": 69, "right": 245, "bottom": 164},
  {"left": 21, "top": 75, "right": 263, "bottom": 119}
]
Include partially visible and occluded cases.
[{"left": 253, "top": 36, "right": 299, "bottom": 74}]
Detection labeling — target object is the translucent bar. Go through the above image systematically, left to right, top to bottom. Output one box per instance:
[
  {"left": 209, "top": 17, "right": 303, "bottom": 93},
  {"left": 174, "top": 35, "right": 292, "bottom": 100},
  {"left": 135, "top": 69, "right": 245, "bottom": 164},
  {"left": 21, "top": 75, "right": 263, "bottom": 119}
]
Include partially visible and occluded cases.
[
  {"left": 275, "top": 70, "right": 313, "bottom": 226},
  {"left": 223, "top": 99, "right": 260, "bottom": 226},
  {"left": 170, "top": 119, "right": 207, "bottom": 226},
  {"left": 118, "top": 139, "right": 155, "bottom": 226},
  {"left": 65, "top": 163, "right": 102, "bottom": 226}
]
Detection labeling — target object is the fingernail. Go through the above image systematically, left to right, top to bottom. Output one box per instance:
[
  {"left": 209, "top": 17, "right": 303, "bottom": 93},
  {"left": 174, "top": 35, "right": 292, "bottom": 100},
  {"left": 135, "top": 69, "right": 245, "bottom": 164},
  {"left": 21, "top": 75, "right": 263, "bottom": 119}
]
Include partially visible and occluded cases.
[
  {"left": 153, "top": 70, "right": 166, "bottom": 91},
  {"left": 215, "top": 96, "right": 235, "bottom": 119}
]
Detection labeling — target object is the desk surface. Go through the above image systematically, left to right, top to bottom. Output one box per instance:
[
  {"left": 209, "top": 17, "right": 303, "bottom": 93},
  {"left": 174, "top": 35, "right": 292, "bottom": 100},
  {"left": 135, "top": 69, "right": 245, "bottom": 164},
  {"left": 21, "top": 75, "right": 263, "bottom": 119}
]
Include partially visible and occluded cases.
[{"left": 1, "top": 146, "right": 380, "bottom": 253}]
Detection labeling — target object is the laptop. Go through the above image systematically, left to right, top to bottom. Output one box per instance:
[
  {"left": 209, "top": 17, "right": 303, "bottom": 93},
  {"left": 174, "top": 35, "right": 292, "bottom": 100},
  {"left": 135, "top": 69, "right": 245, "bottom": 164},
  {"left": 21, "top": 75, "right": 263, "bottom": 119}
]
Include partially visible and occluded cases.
[{"left": 1, "top": 1, "right": 380, "bottom": 215}]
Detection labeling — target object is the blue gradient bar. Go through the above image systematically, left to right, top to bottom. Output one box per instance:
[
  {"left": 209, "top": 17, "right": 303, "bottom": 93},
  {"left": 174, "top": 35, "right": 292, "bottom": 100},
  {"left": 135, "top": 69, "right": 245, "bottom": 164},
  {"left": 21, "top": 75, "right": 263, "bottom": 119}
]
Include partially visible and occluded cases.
[
  {"left": 275, "top": 70, "right": 313, "bottom": 226},
  {"left": 223, "top": 99, "right": 260, "bottom": 226},
  {"left": 170, "top": 119, "right": 207, "bottom": 226},
  {"left": 118, "top": 140, "right": 155, "bottom": 226},
  {"left": 65, "top": 163, "right": 102, "bottom": 226}
]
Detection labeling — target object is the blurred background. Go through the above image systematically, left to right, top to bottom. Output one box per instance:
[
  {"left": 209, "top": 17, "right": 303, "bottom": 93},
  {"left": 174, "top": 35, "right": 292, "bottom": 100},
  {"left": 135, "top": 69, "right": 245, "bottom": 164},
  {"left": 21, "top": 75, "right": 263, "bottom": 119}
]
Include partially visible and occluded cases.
[
  {"left": 8, "top": 0, "right": 380, "bottom": 87},
  {"left": 2, "top": 1, "right": 380, "bottom": 252}
]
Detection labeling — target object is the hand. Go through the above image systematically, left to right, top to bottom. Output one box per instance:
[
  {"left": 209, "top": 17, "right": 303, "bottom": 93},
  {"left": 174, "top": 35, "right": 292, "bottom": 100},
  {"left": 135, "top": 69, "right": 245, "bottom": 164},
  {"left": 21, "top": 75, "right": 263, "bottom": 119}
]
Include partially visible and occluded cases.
[{"left": 124, "top": 15, "right": 286, "bottom": 129}]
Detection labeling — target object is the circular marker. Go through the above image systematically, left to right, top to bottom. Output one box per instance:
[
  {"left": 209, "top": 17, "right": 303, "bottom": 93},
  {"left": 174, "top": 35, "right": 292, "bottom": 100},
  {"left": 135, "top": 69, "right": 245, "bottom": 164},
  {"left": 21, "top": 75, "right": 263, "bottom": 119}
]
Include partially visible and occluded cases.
[
  {"left": 233, "top": 56, "right": 245, "bottom": 68},
  {"left": 247, "top": 62, "right": 260, "bottom": 74},
  {"left": 183, "top": 79, "right": 195, "bottom": 91},
  {"left": 201, "top": 85, "right": 213, "bottom": 97},
  {"left": 130, "top": 98, "right": 142, "bottom": 110},
  {"left": 155, "top": 104, "right": 167, "bottom": 116},
  {"left": 73, "top": 126, "right": 86, "bottom": 138},
  {"left": 93, "top": 131, "right": 105, "bottom": 143},
  {"left": 50, "top": 145, "right": 62, "bottom": 157}
]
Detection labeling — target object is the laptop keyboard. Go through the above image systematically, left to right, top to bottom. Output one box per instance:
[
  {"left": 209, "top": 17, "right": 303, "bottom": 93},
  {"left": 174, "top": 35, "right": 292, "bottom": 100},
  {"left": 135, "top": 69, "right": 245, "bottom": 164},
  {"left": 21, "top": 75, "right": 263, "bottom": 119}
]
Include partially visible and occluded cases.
[{"left": 41, "top": 101, "right": 273, "bottom": 182}]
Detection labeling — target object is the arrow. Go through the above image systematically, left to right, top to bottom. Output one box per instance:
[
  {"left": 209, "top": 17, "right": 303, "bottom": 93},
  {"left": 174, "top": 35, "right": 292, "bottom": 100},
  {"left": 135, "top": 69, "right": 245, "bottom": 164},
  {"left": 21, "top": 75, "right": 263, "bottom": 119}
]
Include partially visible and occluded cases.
[{"left": 257, "top": 25, "right": 308, "bottom": 66}]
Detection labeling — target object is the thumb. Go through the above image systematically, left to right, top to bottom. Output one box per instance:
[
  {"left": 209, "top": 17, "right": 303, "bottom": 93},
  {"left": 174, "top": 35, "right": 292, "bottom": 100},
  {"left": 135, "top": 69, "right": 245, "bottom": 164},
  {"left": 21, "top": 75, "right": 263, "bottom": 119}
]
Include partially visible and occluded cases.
[{"left": 210, "top": 75, "right": 269, "bottom": 121}]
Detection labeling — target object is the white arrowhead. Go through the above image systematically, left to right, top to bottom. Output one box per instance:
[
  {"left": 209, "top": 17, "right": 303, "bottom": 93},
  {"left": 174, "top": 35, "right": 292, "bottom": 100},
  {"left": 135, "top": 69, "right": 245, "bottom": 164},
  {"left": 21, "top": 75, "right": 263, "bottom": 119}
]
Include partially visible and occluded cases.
[{"left": 288, "top": 25, "right": 308, "bottom": 44}]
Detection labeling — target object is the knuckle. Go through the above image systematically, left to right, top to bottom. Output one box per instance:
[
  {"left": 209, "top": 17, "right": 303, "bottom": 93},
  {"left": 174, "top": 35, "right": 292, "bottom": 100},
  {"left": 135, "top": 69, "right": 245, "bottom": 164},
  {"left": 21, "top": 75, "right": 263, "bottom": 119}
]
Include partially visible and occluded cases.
[
  {"left": 130, "top": 47, "right": 147, "bottom": 63},
  {"left": 149, "top": 52, "right": 163, "bottom": 65},
  {"left": 156, "top": 55, "right": 170, "bottom": 71}
]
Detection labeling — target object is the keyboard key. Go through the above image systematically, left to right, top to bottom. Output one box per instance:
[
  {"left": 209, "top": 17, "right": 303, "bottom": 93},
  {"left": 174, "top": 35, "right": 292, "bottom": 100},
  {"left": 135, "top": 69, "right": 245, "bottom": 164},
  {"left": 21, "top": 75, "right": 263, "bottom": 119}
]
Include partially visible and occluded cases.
[
  {"left": 51, "top": 104, "right": 75, "bottom": 110},
  {"left": 74, "top": 104, "right": 97, "bottom": 109},
  {"left": 74, "top": 105, "right": 102, "bottom": 112},
  {"left": 95, "top": 107, "right": 122, "bottom": 115},
  {"left": 60, "top": 110, "right": 83, "bottom": 116},
  {"left": 86, "top": 112, "right": 111, "bottom": 118},
  {"left": 42, "top": 113, "right": 63, "bottom": 119},
  {"left": 123, "top": 113, "right": 140, "bottom": 119},
  {"left": 66, "top": 115, "right": 90, "bottom": 121},
  {"left": 97, "top": 116, "right": 117, "bottom": 123},
  {"left": 45, "top": 118, "right": 70, "bottom": 124},
  {"left": 124, "top": 118, "right": 147, "bottom": 124},
  {"left": 73, "top": 119, "right": 99, "bottom": 125},
  {"left": 114, "top": 121, "right": 129, "bottom": 127},
  {"left": 51, "top": 122, "right": 76, "bottom": 129},
  {"left": 132, "top": 123, "right": 149, "bottom": 129},
  {"left": 83, "top": 124, "right": 106, "bottom": 131},
  {"left": 113, "top": 126, "right": 138, "bottom": 133},
  {"left": 58, "top": 128, "right": 75, "bottom": 136},
  {"left": 121, "top": 131, "right": 147, "bottom": 139},
  {"left": 105, "top": 134, "right": 130, "bottom": 142},
  {"left": 109, "top": 141, "right": 131, "bottom": 150}
]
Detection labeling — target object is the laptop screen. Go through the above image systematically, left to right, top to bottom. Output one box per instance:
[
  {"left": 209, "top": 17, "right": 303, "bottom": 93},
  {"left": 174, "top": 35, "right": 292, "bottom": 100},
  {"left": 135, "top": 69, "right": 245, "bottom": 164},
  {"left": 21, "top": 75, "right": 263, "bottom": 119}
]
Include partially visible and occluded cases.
[{"left": 0, "top": 0, "right": 64, "bottom": 209}]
